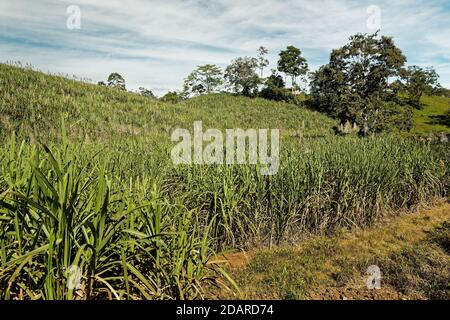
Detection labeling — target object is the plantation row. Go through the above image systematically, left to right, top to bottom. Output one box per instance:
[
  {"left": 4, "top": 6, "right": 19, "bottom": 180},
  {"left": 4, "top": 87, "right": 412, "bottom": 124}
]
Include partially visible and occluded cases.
[
  {"left": 0, "top": 64, "right": 449, "bottom": 299},
  {"left": 0, "top": 130, "right": 447, "bottom": 299}
]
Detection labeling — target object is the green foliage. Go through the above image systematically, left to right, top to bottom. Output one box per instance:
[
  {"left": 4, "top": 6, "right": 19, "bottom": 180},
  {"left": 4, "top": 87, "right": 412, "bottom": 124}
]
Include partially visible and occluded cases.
[
  {"left": 310, "top": 32, "right": 410, "bottom": 135},
  {"left": 257, "top": 46, "right": 269, "bottom": 78},
  {"left": 277, "top": 46, "right": 308, "bottom": 88},
  {"left": 224, "top": 57, "right": 261, "bottom": 96},
  {"left": 0, "top": 63, "right": 448, "bottom": 300},
  {"left": 183, "top": 64, "right": 223, "bottom": 97},
  {"left": 403, "top": 66, "right": 440, "bottom": 107},
  {"left": 259, "top": 70, "right": 298, "bottom": 102},
  {"left": 265, "top": 70, "right": 285, "bottom": 89},
  {"left": 107, "top": 73, "right": 126, "bottom": 91},
  {"left": 138, "top": 87, "right": 156, "bottom": 99},
  {"left": 435, "top": 87, "right": 450, "bottom": 98},
  {"left": 160, "top": 91, "right": 182, "bottom": 104},
  {"left": 412, "top": 95, "right": 450, "bottom": 134},
  {"left": 0, "top": 132, "right": 224, "bottom": 299}
]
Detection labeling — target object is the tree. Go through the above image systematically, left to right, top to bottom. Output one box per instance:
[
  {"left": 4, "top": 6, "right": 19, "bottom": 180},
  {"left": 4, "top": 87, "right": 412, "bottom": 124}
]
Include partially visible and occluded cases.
[
  {"left": 310, "top": 32, "right": 410, "bottom": 135},
  {"left": 257, "top": 46, "right": 269, "bottom": 78},
  {"left": 277, "top": 46, "right": 308, "bottom": 89},
  {"left": 224, "top": 57, "right": 261, "bottom": 96},
  {"left": 183, "top": 64, "right": 223, "bottom": 96},
  {"left": 403, "top": 66, "right": 439, "bottom": 107},
  {"left": 259, "top": 69, "right": 289, "bottom": 101},
  {"left": 265, "top": 70, "right": 285, "bottom": 89},
  {"left": 107, "top": 73, "right": 126, "bottom": 91},
  {"left": 98, "top": 81, "right": 106, "bottom": 86},
  {"left": 139, "top": 87, "right": 156, "bottom": 99},
  {"left": 435, "top": 87, "right": 450, "bottom": 98},
  {"left": 160, "top": 91, "right": 182, "bottom": 104}
]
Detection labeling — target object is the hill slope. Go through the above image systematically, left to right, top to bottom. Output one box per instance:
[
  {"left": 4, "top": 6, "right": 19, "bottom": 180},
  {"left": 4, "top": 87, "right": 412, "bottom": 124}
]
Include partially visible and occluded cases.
[
  {"left": 0, "top": 63, "right": 336, "bottom": 144},
  {"left": 0, "top": 63, "right": 448, "bottom": 300},
  {"left": 412, "top": 95, "right": 450, "bottom": 134},
  {"left": 219, "top": 200, "right": 450, "bottom": 300}
]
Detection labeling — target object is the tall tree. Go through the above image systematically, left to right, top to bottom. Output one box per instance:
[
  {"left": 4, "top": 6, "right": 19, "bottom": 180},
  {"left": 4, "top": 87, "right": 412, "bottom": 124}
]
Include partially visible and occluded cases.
[
  {"left": 310, "top": 32, "right": 411, "bottom": 135},
  {"left": 257, "top": 46, "right": 269, "bottom": 78},
  {"left": 277, "top": 46, "right": 308, "bottom": 89},
  {"left": 224, "top": 57, "right": 261, "bottom": 96},
  {"left": 183, "top": 64, "right": 223, "bottom": 96},
  {"left": 403, "top": 66, "right": 440, "bottom": 107},
  {"left": 259, "top": 69, "right": 287, "bottom": 101},
  {"left": 107, "top": 73, "right": 126, "bottom": 91},
  {"left": 139, "top": 87, "right": 156, "bottom": 99}
]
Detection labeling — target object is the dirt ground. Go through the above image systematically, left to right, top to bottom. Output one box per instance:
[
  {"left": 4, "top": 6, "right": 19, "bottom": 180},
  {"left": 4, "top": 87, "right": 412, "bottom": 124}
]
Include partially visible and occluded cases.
[{"left": 217, "top": 200, "right": 450, "bottom": 300}]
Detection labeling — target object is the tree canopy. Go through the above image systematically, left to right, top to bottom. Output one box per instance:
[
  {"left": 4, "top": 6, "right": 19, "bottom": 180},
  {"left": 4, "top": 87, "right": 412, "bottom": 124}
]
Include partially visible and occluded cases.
[
  {"left": 310, "top": 32, "right": 413, "bottom": 135},
  {"left": 257, "top": 46, "right": 269, "bottom": 78},
  {"left": 277, "top": 46, "right": 308, "bottom": 88},
  {"left": 224, "top": 57, "right": 261, "bottom": 96},
  {"left": 183, "top": 64, "right": 223, "bottom": 96},
  {"left": 402, "top": 66, "right": 440, "bottom": 107},
  {"left": 107, "top": 73, "right": 126, "bottom": 91},
  {"left": 139, "top": 87, "right": 156, "bottom": 99}
]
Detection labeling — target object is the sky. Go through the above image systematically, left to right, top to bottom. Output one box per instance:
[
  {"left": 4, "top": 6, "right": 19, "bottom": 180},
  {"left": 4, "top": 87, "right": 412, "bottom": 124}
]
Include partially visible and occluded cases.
[{"left": 0, "top": 0, "right": 449, "bottom": 95}]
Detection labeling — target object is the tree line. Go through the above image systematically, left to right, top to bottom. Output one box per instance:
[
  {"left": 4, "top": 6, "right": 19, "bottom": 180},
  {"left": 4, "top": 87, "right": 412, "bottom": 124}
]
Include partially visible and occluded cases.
[{"left": 98, "top": 32, "right": 444, "bottom": 135}]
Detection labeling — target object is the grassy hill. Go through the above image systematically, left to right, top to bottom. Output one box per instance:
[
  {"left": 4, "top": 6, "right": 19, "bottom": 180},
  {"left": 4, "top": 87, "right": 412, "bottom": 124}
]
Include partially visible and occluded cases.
[
  {"left": 0, "top": 63, "right": 448, "bottom": 300},
  {"left": 0, "top": 63, "right": 336, "bottom": 144},
  {"left": 412, "top": 95, "right": 450, "bottom": 134}
]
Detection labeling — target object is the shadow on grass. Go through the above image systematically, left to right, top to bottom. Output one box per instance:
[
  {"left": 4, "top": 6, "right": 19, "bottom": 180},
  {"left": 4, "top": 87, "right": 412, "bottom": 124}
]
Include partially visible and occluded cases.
[{"left": 426, "top": 113, "right": 450, "bottom": 128}]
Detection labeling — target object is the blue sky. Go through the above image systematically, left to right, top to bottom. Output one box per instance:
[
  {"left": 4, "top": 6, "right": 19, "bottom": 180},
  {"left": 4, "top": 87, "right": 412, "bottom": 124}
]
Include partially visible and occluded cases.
[{"left": 1, "top": 0, "right": 449, "bottom": 95}]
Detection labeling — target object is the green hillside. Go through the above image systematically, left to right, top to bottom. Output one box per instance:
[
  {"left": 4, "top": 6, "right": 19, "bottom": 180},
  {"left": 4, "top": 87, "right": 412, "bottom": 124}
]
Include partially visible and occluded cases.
[
  {"left": 0, "top": 63, "right": 336, "bottom": 145},
  {"left": 0, "top": 64, "right": 448, "bottom": 300},
  {"left": 412, "top": 95, "right": 450, "bottom": 134}
]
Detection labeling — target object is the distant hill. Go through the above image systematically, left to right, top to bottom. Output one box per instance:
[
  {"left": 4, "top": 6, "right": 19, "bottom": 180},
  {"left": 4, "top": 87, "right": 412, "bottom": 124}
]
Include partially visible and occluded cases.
[
  {"left": 0, "top": 63, "right": 336, "bottom": 145},
  {"left": 1, "top": 63, "right": 448, "bottom": 301}
]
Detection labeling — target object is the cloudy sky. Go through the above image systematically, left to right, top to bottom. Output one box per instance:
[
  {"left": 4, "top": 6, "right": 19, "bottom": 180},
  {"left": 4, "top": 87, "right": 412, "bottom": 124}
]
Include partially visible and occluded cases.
[{"left": 1, "top": 0, "right": 449, "bottom": 95}]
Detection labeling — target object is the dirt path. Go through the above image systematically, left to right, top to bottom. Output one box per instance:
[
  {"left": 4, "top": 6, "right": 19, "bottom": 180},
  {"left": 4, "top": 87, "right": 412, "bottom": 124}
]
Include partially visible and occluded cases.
[{"left": 217, "top": 200, "right": 450, "bottom": 300}]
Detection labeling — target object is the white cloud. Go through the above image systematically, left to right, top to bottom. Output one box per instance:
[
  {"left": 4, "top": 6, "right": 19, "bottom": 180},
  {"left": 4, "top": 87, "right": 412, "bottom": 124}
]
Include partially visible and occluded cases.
[{"left": 1, "top": 0, "right": 449, "bottom": 93}]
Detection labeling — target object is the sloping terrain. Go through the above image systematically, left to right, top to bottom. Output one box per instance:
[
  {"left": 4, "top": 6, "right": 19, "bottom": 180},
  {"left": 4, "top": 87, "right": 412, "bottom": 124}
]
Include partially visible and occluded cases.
[
  {"left": 0, "top": 63, "right": 336, "bottom": 144},
  {"left": 0, "top": 64, "right": 448, "bottom": 300},
  {"left": 412, "top": 95, "right": 450, "bottom": 134},
  {"left": 219, "top": 200, "right": 450, "bottom": 300}
]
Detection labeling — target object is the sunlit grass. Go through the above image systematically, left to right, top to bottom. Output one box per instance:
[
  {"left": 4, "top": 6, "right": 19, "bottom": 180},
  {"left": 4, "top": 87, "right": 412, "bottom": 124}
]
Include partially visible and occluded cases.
[{"left": 0, "top": 63, "right": 448, "bottom": 300}]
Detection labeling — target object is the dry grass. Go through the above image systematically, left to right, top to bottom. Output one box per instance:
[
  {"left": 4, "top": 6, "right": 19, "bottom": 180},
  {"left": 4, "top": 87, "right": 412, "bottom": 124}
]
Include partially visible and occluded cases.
[{"left": 220, "top": 200, "right": 450, "bottom": 300}]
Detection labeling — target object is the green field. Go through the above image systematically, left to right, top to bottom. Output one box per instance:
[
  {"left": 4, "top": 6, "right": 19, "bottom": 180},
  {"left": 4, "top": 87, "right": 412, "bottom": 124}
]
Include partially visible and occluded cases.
[
  {"left": 0, "top": 63, "right": 449, "bottom": 300},
  {"left": 412, "top": 95, "right": 450, "bottom": 134}
]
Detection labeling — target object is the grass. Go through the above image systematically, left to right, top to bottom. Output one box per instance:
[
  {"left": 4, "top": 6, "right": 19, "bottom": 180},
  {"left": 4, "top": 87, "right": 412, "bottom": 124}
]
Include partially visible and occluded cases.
[
  {"left": 0, "top": 63, "right": 449, "bottom": 300},
  {"left": 0, "top": 63, "right": 336, "bottom": 144},
  {"left": 412, "top": 95, "right": 450, "bottom": 134},
  {"left": 0, "top": 130, "right": 227, "bottom": 299},
  {"left": 221, "top": 202, "right": 450, "bottom": 300}
]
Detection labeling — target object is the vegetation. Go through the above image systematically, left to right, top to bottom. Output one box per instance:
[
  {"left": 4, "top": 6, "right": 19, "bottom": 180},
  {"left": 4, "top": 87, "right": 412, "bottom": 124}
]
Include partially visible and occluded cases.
[
  {"left": 310, "top": 32, "right": 414, "bottom": 135},
  {"left": 257, "top": 46, "right": 270, "bottom": 78},
  {"left": 277, "top": 46, "right": 309, "bottom": 89},
  {"left": 224, "top": 57, "right": 261, "bottom": 96},
  {"left": 0, "top": 63, "right": 449, "bottom": 300},
  {"left": 183, "top": 64, "right": 223, "bottom": 97},
  {"left": 403, "top": 66, "right": 440, "bottom": 107},
  {"left": 106, "top": 73, "right": 126, "bottom": 91},
  {"left": 138, "top": 87, "right": 156, "bottom": 99},
  {"left": 160, "top": 91, "right": 183, "bottom": 104},
  {"left": 412, "top": 95, "right": 450, "bottom": 134},
  {"left": 220, "top": 203, "right": 450, "bottom": 300}
]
